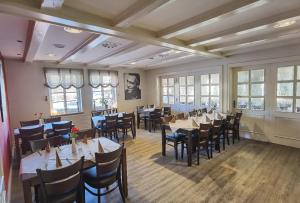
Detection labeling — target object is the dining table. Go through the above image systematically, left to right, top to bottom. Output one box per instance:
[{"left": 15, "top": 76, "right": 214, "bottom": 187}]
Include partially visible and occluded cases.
[
  {"left": 136, "top": 107, "right": 155, "bottom": 129},
  {"left": 91, "top": 112, "right": 136, "bottom": 138},
  {"left": 161, "top": 113, "right": 227, "bottom": 166},
  {"left": 13, "top": 121, "right": 71, "bottom": 163},
  {"left": 20, "top": 137, "right": 128, "bottom": 203}
]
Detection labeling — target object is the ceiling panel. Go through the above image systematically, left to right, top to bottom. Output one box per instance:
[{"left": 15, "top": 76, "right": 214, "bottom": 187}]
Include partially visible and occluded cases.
[
  {"left": 135, "top": 0, "right": 232, "bottom": 31},
  {"left": 176, "top": 0, "right": 300, "bottom": 41},
  {"left": 0, "top": 13, "right": 28, "bottom": 59},
  {"left": 34, "top": 25, "right": 92, "bottom": 61}
]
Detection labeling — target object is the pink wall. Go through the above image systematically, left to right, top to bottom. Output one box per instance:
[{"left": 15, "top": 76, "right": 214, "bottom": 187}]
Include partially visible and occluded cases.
[{"left": 0, "top": 55, "right": 11, "bottom": 189}]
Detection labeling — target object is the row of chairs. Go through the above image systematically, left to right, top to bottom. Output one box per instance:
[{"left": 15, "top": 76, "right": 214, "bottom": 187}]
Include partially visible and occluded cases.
[
  {"left": 91, "top": 108, "right": 118, "bottom": 117},
  {"left": 96, "top": 112, "right": 135, "bottom": 142},
  {"left": 163, "top": 112, "right": 242, "bottom": 164},
  {"left": 20, "top": 116, "right": 62, "bottom": 127},
  {"left": 35, "top": 142, "right": 125, "bottom": 203}
]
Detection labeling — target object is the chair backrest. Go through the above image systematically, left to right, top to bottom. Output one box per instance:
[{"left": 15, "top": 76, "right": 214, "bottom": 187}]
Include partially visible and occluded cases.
[
  {"left": 148, "top": 104, "right": 155, "bottom": 108},
  {"left": 136, "top": 106, "right": 144, "bottom": 112},
  {"left": 163, "top": 107, "right": 171, "bottom": 116},
  {"left": 111, "top": 108, "right": 118, "bottom": 113},
  {"left": 201, "top": 108, "right": 207, "bottom": 113},
  {"left": 150, "top": 109, "right": 162, "bottom": 119},
  {"left": 91, "top": 110, "right": 105, "bottom": 117},
  {"left": 188, "top": 110, "right": 197, "bottom": 117},
  {"left": 233, "top": 112, "right": 242, "bottom": 128},
  {"left": 121, "top": 113, "right": 133, "bottom": 127},
  {"left": 176, "top": 113, "right": 185, "bottom": 120},
  {"left": 105, "top": 115, "right": 118, "bottom": 128},
  {"left": 161, "top": 115, "right": 173, "bottom": 124},
  {"left": 43, "top": 117, "right": 61, "bottom": 124},
  {"left": 20, "top": 119, "right": 40, "bottom": 127},
  {"left": 211, "top": 119, "right": 222, "bottom": 135},
  {"left": 52, "top": 121, "right": 72, "bottom": 136},
  {"left": 199, "top": 123, "right": 211, "bottom": 140},
  {"left": 20, "top": 125, "right": 44, "bottom": 153},
  {"left": 76, "top": 128, "right": 96, "bottom": 140},
  {"left": 30, "top": 136, "right": 62, "bottom": 152},
  {"left": 95, "top": 146, "right": 123, "bottom": 179},
  {"left": 36, "top": 157, "right": 84, "bottom": 202}
]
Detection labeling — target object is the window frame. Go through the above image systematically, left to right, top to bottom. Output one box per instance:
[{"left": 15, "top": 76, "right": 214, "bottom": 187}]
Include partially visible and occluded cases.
[
  {"left": 200, "top": 73, "right": 220, "bottom": 109},
  {"left": 161, "top": 77, "right": 175, "bottom": 105},
  {"left": 91, "top": 86, "right": 117, "bottom": 110},
  {"left": 49, "top": 87, "right": 83, "bottom": 116}
]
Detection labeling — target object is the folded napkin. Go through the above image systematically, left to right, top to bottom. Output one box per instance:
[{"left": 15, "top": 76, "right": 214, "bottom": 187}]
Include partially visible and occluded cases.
[
  {"left": 217, "top": 113, "right": 222, "bottom": 120},
  {"left": 170, "top": 116, "right": 176, "bottom": 123},
  {"left": 206, "top": 116, "right": 211, "bottom": 123},
  {"left": 192, "top": 119, "right": 199, "bottom": 127},
  {"left": 83, "top": 135, "right": 88, "bottom": 144},
  {"left": 98, "top": 140, "right": 104, "bottom": 153},
  {"left": 45, "top": 142, "right": 51, "bottom": 153},
  {"left": 55, "top": 150, "right": 62, "bottom": 168}
]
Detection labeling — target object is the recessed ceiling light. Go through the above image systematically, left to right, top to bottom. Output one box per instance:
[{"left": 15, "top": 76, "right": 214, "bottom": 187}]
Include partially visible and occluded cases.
[
  {"left": 273, "top": 20, "right": 296, "bottom": 28},
  {"left": 235, "top": 25, "right": 268, "bottom": 35},
  {"left": 64, "top": 27, "right": 83, "bottom": 34},
  {"left": 101, "top": 40, "right": 120, "bottom": 49},
  {"left": 53, "top": 43, "right": 65, "bottom": 48},
  {"left": 47, "top": 53, "right": 55, "bottom": 57},
  {"left": 130, "top": 62, "right": 136, "bottom": 65}
]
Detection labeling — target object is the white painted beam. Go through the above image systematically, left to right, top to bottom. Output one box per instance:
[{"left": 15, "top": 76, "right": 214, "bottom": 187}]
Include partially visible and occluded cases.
[
  {"left": 41, "top": 0, "right": 64, "bottom": 9},
  {"left": 114, "top": 0, "right": 172, "bottom": 28},
  {"left": 158, "top": 0, "right": 259, "bottom": 39},
  {"left": 188, "top": 8, "right": 300, "bottom": 47},
  {"left": 24, "top": 21, "right": 50, "bottom": 62}
]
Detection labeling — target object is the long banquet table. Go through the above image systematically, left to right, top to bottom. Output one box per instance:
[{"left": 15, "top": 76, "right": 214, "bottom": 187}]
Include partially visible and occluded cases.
[
  {"left": 162, "top": 113, "right": 227, "bottom": 166},
  {"left": 20, "top": 137, "right": 128, "bottom": 203}
]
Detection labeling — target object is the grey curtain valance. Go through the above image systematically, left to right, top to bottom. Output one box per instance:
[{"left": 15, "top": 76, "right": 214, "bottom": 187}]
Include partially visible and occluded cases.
[
  {"left": 44, "top": 68, "right": 84, "bottom": 89},
  {"left": 88, "top": 69, "right": 119, "bottom": 88}
]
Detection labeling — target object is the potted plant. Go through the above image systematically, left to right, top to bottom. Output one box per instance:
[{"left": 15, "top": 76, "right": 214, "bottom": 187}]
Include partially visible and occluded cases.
[{"left": 70, "top": 127, "right": 79, "bottom": 153}]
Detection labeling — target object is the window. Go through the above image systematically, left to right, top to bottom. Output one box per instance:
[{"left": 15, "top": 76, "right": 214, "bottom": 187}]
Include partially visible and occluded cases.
[
  {"left": 276, "top": 65, "right": 300, "bottom": 112},
  {"left": 236, "top": 69, "right": 265, "bottom": 110},
  {"left": 200, "top": 73, "right": 220, "bottom": 108},
  {"left": 179, "top": 75, "right": 195, "bottom": 104},
  {"left": 162, "top": 77, "right": 175, "bottom": 104},
  {"left": 50, "top": 86, "right": 82, "bottom": 115},
  {"left": 92, "top": 86, "right": 117, "bottom": 110}
]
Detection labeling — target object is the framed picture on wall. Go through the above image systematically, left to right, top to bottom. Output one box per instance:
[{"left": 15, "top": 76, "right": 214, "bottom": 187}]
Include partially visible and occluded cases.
[{"left": 124, "top": 73, "right": 141, "bottom": 100}]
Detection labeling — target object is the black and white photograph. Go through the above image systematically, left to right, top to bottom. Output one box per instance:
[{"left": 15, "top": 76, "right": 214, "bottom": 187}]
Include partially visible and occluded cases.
[{"left": 124, "top": 73, "right": 141, "bottom": 100}]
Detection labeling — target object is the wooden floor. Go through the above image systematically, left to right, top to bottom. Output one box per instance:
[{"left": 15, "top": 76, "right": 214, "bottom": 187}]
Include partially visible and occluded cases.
[{"left": 10, "top": 129, "right": 300, "bottom": 203}]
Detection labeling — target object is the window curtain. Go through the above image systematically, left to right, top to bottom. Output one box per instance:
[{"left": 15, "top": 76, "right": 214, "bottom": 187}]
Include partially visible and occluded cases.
[
  {"left": 44, "top": 68, "right": 84, "bottom": 89},
  {"left": 88, "top": 69, "right": 119, "bottom": 88}
]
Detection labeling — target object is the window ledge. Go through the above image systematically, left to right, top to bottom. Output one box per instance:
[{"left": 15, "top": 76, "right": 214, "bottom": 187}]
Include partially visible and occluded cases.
[{"left": 51, "top": 112, "right": 84, "bottom": 117}]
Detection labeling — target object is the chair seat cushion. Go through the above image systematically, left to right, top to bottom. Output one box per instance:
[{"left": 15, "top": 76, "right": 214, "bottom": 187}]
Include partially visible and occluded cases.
[
  {"left": 166, "top": 133, "right": 185, "bottom": 141},
  {"left": 83, "top": 166, "right": 118, "bottom": 188}
]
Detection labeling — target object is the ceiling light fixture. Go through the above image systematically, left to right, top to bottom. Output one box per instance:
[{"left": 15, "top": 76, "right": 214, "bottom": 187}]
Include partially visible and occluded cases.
[
  {"left": 273, "top": 20, "right": 296, "bottom": 28},
  {"left": 235, "top": 25, "right": 268, "bottom": 35},
  {"left": 64, "top": 27, "right": 83, "bottom": 34},
  {"left": 101, "top": 40, "right": 120, "bottom": 49},
  {"left": 53, "top": 43, "right": 65, "bottom": 48},
  {"left": 47, "top": 53, "right": 55, "bottom": 57},
  {"left": 130, "top": 62, "right": 136, "bottom": 65}
]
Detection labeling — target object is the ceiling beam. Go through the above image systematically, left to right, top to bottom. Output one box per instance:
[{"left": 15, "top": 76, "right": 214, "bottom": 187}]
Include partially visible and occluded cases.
[
  {"left": 0, "top": 0, "right": 223, "bottom": 58},
  {"left": 41, "top": 0, "right": 64, "bottom": 9},
  {"left": 114, "top": 0, "right": 172, "bottom": 28},
  {"left": 158, "top": 0, "right": 259, "bottom": 39},
  {"left": 187, "top": 7, "right": 300, "bottom": 47},
  {"left": 23, "top": 20, "right": 35, "bottom": 62},
  {"left": 24, "top": 21, "right": 50, "bottom": 62},
  {"left": 207, "top": 28, "right": 300, "bottom": 52},
  {"left": 58, "top": 34, "right": 110, "bottom": 64},
  {"left": 87, "top": 42, "right": 145, "bottom": 65},
  {"left": 148, "top": 53, "right": 196, "bottom": 67}
]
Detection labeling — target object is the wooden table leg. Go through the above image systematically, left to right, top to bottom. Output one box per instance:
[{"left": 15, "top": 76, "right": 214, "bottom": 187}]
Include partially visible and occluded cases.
[
  {"left": 137, "top": 113, "right": 140, "bottom": 129},
  {"left": 132, "top": 114, "right": 136, "bottom": 139},
  {"left": 161, "top": 125, "right": 166, "bottom": 156},
  {"left": 187, "top": 132, "right": 192, "bottom": 167},
  {"left": 15, "top": 135, "right": 21, "bottom": 163},
  {"left": 122, "top": 148, "right": 128, "bottom": 198},
  {"left": 23, "top": 180, "right": 32, "bottom": 203}
]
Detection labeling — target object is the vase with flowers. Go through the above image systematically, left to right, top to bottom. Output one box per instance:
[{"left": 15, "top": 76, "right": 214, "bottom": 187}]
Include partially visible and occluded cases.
[
  {"left": 101, "top": 98, "right": 109, "bottom": 110},
  {"left": 34, "top": 112, "right": 44, "bottom": 125},
  {"left": 70, "top": 127, "right": 79, "bottom": 154}
]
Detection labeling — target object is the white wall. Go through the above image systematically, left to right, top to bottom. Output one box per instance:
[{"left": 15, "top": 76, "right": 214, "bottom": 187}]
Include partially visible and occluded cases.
[
  {"left": 145, "top": 44, "right": 300, "bottom": 148},
  {"left": 5, "top": 60, "right": 148, "bottom": 129}
]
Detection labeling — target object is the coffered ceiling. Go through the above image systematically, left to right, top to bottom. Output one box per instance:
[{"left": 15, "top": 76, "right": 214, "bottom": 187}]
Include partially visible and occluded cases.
[{"left": 0, "top": 0, "right": 300, "bottom": 69}]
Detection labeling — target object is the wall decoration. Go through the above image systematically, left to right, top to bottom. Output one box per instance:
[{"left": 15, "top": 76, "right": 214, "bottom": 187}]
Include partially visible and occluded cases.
[{"left": 124, "top": 73, "right": 141, "bottom": 100}]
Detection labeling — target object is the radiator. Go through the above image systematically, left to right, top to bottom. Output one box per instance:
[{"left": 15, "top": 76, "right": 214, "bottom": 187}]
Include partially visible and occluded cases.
[{"left": 0, "top": 176, "right": 6, "bottom": 203}]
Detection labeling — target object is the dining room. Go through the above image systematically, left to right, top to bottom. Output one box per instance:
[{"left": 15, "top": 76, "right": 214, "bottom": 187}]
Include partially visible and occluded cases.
[{"left": 0, "top": 0, "right": 300, "bottom": 203}]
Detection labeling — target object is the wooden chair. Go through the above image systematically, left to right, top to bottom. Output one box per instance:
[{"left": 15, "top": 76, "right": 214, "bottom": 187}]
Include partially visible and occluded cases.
[
  {"left": 136, "top": 105, "right": 145, "bottom": 129},
  {"left": 163, "top": 106, "right": 171, "bottom": 116},
  {"left": 111, "top": 108, "right": 118, "bottom": 114},
  {"left": 146, "top": 108, "right": 162, "bottom": 132},
  {"left": 201, "top": 108, "right": 207, "bottom": 113},
  {"left": 92, "top": 110, "right": 105, "bottom": 117},
  {"left": 188, "top": 110, "right": 197, "bottom": 117},
  {"left": 118, "top": 112, "right": 134, "bottom": 141},
  {"left": 227, "top": 112, "right": 242, "bottom": 144},
  {"left": 175, "top": 113, "right": 185, "bottom": 120},
  {"left": 98, "top": 115, "right": 119, "bottom": 142},
  {"left": 224, "top": 115, "right": 234, "bottom": 145},
  {"left": 161, "top": 116, "right": 185, "bottom": 160},
  {"left": 43, "top": 117, "right": 61, "bottom": 124},
  {"left": 20, "top": 119, "right": 40, "bottom": 127},
  {"left": 209, "top": 119, "right": 222, "bottom": 158},
  {"left": 52, "top": 121, "right": 72, "bottom": 143},
  {"left": 197, "top": 123, "right": 211, "bottom": 164},
  {"left": 19, "top": 125, "right": 44, "bottom": 154},
  {"left": 76, "top": 128, "right": 96, "bottom": 141},
  {"left": 29, "top": 136, "right": 62, "bottom": 152},
  {"left": 82, "top": 146, "right": 125, "bottom": 203},
  {"left": 36, "top": 157, "right": 85, "bottom": 203}
]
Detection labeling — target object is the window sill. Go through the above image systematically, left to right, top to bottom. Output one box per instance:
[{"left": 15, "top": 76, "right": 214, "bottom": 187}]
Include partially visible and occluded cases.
[{"left": 51, "top": 112, "right": 84, "bottom": 117}]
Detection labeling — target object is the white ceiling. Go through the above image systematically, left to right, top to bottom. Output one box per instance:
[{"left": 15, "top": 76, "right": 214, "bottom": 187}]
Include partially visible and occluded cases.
[{"left": 0, "top": 0, "right": 300, "bottom": 69}]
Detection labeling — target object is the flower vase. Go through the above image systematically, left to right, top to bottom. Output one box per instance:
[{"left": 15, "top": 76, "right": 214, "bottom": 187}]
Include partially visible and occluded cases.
[
  {"left": 39, "top": 118, "right": 43, "bottom": 125},
  {"left": 71, "top": 138, "right": 77, "bottom": 154}
]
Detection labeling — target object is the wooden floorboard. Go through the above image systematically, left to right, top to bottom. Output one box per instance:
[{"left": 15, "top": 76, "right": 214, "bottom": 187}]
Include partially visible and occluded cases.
[{"left": 10, "top": 129, "right": 300, "bottom": 203}]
